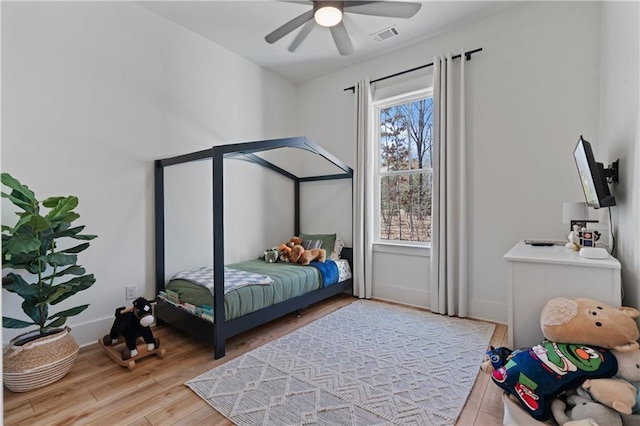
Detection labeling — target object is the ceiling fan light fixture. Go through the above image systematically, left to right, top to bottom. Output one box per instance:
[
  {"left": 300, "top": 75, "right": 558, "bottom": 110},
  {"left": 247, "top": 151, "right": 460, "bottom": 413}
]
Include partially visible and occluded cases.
[{"left": 314, "top": 2, "right": 343, "bottom": 27}]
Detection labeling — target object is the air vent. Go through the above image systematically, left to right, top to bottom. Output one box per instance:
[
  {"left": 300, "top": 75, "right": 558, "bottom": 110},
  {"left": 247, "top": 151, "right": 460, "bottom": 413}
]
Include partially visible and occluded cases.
[{"left": 372, "top": 26, "right": 400, "bottom": 42}]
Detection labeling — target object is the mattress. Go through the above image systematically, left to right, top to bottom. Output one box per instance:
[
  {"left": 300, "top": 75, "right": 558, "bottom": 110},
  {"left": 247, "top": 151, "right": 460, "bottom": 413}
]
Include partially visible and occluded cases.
[{"left": 165, "top": 259, "right": 351, "bottom": 321}]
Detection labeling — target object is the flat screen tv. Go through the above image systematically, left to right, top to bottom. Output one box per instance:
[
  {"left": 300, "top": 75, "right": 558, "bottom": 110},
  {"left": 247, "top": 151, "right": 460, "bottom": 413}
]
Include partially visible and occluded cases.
[{"left": 573, "top": 135, "right": 617, "bottom": 209}]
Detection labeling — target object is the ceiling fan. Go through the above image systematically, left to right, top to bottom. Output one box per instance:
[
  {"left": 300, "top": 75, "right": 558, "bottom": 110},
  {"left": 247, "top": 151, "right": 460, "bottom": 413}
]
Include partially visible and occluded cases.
[{"left": 264, "top": 1, "right": 422, "bottom": 56}]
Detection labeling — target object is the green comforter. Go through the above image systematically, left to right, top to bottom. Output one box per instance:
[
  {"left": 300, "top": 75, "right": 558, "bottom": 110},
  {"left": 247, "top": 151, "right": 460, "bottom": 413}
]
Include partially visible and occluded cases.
[{"left": 165, "top": 260, "right": 321, "bottom": 321}]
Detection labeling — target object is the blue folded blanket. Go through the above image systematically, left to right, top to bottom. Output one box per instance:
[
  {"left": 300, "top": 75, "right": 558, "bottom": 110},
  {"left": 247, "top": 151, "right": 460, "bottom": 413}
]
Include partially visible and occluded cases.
[{"left": 309, "top": 260, "right": 339, "bottom": 287}]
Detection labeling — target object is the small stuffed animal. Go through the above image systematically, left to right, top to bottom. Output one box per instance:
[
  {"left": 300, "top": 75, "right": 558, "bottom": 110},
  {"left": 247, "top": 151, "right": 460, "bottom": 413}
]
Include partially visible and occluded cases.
[
  {"left": 565, "top": 224, "right": 582, "bottom": 251},
  {"left": 277, "top": 236, "right": 303, "bottom": 262},
  {"left": 278, "top": 243, "right": 293, "bottom": 254},
  {"left": 289, "top": 245, "right": 326, "bottom": 266},
  {"left": 102, "top": 297, "right": 160, "bottom": 360},
  {"left": 541, "top": 297, "right": 640, "bottom": 352},
  {"left": 491, "top": 340, "right": 618, "bottom": 421},
  {"left": 481, "top": 346, "right": 513, "bottom": 374},
  {"left": 577, "top": 346, "right": 640, "bottom": 416},
  {"left": 611, "top": 347, "right": 640, "bottom": 413},
  {"left": 578, "top": 378, "right": 637, "bottom": 415},
  {"left": 551, "top": 394, "right": 622, "bottom": 426}
]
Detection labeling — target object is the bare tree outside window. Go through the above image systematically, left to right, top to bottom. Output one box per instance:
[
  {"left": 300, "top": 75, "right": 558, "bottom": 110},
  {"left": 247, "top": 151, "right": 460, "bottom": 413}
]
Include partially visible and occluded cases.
[{"left": 379, "top": 96, "right": 433, "bottom": 243}]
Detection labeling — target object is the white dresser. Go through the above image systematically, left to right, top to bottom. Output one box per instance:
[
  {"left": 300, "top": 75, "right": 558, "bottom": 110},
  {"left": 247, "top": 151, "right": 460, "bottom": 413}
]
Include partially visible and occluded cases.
[{"left": 504, "top": 240, "right": 622, "bottom": 349}]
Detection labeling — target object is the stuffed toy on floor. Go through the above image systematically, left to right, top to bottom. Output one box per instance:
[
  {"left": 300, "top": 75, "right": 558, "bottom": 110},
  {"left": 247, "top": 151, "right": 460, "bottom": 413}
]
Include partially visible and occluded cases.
[
  {"left": 102, "top": 297, "right": 160, "bottom": 360},
  {"left": 491, "top": 297, "right": 640, "bottom": 422},
  {"left": 541, "top": 297, "right": 640, "bottom": 352},
  {"left": 491, "top": 340, "right": 619, "bottom": 421},
  {"left": 481, "top": 346, "right": 515, "bottom": 374},
  {"left": 574, "top": 346, "right": 640, "bottom": 417},
  {"left": 611, "top": 347, "right": 640, "bottom": 413},
  {"left": 578, "top": 377, "right": 637, "bottom": 415},
  {"left": 551, "top": 394, "right": 622, "bottom": 426}
]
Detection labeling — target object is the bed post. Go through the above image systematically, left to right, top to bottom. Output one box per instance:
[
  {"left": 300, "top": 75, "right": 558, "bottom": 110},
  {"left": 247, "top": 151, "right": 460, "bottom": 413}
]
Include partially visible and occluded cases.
[
  {"left": 212, "top": 148, "right": 226, "bottom": 359},
  {"left": 154, "top": 160, "right": 165, "bottom": 303},
  {"left": 294, "top": 180, "right": 300, "bottom": 236}
]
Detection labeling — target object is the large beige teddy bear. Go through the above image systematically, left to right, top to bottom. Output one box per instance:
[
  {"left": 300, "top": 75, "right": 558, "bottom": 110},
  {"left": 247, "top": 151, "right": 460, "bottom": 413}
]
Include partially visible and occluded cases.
[{"left": 540, "top": 297, "right": 640, "bottom": 352}]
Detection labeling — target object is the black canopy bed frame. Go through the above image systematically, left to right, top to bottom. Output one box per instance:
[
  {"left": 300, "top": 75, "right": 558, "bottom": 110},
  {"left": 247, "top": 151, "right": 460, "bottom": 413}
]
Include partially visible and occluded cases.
[{"left": 154, "top": 136, "right": 354, "bottom": 359}]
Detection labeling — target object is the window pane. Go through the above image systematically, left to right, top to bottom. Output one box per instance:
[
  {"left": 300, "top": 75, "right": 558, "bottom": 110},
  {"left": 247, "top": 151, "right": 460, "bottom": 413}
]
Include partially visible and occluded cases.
[
  {"left": 379, "top": 97, "right": 433, "bottom": 172},
  {"left": 380, "top": 172, "right": 432, "bottom": 242}
]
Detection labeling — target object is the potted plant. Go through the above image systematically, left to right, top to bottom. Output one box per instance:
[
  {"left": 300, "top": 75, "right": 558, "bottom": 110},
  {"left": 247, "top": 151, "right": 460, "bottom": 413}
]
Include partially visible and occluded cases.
[{"left": 1, "top": 173, "right": 97, "bottom": 392}]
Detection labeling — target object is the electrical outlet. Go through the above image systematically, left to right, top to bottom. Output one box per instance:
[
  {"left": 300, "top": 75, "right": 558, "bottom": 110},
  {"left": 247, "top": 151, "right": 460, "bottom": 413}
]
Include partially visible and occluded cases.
[{"left": 125, "top": 285, "right": 136, "bottom": 300}]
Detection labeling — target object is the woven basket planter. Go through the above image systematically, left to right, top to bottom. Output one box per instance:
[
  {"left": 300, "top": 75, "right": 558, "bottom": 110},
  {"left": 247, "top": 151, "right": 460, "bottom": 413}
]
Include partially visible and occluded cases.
[{"left": 3, "top": 326, "right": 79, "bottom": 393}]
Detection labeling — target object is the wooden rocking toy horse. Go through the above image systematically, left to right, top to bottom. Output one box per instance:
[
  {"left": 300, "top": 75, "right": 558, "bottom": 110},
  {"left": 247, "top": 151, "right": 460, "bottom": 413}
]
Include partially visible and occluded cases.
[{"left": 99, "top": 297, "right": 166, "bottom": 369}]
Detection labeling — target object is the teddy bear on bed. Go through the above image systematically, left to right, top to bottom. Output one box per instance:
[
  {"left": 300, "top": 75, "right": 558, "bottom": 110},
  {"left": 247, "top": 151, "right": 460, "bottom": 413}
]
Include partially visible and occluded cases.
[
  {"left": 277, "top": 236, "right": 303, "bottom": 262},
  {"left": 289, "top": 244, "right": 326, "bottom": 266},
  {"left": 102, "top": 297, "right": 160, "bottom": 360}
]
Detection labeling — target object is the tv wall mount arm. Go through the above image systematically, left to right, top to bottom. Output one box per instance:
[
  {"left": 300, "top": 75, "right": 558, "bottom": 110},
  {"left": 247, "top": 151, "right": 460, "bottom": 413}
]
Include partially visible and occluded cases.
[{"left": 604, "top": 159, "right": 619, "bottom": 184}]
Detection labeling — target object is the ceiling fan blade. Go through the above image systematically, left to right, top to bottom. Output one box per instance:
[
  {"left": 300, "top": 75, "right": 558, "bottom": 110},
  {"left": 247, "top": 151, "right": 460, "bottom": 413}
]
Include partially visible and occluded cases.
[
  {"left": 344, "top": 1, "right": 422, "bottom": 18},
  {"left": 265, "top": 10, "right": 314, "bottom": 44},
  {"left": 288, "top": 20, "right": 315, "bottom": 52},
  {"left": 330, "top": 22, "right": 354, "bottom": 56}
]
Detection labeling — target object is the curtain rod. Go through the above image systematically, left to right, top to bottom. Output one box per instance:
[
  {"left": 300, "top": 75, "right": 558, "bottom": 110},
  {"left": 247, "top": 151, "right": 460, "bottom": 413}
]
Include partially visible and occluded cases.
[{"left": 343, "top": 47, "right": 483, "bottom": 93}]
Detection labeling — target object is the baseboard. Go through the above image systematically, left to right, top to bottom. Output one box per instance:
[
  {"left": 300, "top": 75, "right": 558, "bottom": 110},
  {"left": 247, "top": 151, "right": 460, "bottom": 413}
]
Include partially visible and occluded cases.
[
  {"left": 372, "top": 285, "right": 429, "bottom": 308},
  {"left": 370, "top": 288, "right": 508, "bottom": 325},
  {"left": 468, "top": 297, "right": 508, "bottom": 325},
  {"left": 2, "top": 316, "right": 114, "bottom": 348},
  {"left": 71, "top": 316, "right": 118, "bottom": 348}
]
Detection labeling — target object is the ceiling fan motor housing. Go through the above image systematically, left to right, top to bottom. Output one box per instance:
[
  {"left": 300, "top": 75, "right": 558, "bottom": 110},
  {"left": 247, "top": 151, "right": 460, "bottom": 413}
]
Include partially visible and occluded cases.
[{"left": 313, "top": 1, "right": 344, "bottom": 27}]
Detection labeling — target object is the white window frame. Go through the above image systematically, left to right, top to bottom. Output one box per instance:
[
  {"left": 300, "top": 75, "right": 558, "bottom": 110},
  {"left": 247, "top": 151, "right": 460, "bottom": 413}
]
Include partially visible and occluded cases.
[{"left": 373, "top": 87, "right": 433, "bottom": 250}]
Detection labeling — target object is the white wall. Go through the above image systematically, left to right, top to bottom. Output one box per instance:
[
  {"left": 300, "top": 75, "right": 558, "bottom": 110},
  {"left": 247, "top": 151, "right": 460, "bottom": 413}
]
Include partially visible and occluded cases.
[
  {"left": 3, "top": 0, "right": 633, "bottom": 345},
  {"left": 297, "top": 1, "right": 603, "bottom": 321},
  {"left": 1, "top": 2, "right": 298, "bottom": 345},
  {"left": 599, "top": 2, "right": 640, "bottom": 312}
]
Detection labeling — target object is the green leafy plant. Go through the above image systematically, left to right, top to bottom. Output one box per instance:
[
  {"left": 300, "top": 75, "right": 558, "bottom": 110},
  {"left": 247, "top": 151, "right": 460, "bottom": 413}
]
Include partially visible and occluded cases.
[{"left": 1, "top": 173, "right": 97, "bottom": 335}]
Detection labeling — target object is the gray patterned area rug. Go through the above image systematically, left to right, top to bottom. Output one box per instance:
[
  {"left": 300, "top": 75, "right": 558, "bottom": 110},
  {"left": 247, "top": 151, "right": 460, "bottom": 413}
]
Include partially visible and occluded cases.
[{"left": 185, "top": 300, "right": 495, "bottom": 425}]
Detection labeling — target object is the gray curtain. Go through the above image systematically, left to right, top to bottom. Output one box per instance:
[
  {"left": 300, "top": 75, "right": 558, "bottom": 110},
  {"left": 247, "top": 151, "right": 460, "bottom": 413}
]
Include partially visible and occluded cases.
[
  {"left": 430, "top": 52, "right": 468, "bottom": 316},
  {"left": 353, "top": 78, "right": 375, "bottom": 298}
]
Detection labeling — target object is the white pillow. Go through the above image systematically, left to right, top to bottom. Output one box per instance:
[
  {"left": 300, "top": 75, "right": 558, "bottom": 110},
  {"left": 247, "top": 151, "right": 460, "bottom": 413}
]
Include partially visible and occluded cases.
[{"left": 330, "top": 239, "right": 345, "bottom": 260}]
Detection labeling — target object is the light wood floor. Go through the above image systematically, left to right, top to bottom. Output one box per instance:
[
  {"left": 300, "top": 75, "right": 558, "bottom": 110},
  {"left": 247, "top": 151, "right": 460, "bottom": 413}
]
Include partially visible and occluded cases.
[{"left": 3, "top": 294, "right": 507, "bottom": 425}]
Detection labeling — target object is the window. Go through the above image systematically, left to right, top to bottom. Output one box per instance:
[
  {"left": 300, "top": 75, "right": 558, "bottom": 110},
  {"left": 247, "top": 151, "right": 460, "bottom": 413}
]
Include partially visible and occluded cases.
[{"left": 375, "top": 88, "right": 433, "bottom": 245}]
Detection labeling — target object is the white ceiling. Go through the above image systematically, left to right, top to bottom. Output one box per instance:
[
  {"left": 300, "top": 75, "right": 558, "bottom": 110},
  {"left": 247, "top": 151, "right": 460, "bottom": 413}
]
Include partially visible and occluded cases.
[{"left": 138, "top": 1, "right": 518, "bottom": 83}]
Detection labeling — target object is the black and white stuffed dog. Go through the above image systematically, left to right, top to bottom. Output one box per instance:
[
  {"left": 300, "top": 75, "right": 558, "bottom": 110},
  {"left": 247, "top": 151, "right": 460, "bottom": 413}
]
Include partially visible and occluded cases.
[{"left": 102, "top": 297, "right": 160, "bottom": 360}]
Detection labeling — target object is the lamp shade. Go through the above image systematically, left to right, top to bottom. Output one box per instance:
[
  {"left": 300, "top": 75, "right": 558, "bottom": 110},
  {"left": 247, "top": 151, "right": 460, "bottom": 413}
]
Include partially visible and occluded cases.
[{"left": 562, "top": 202, "right": 588, "bottom": 224}]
